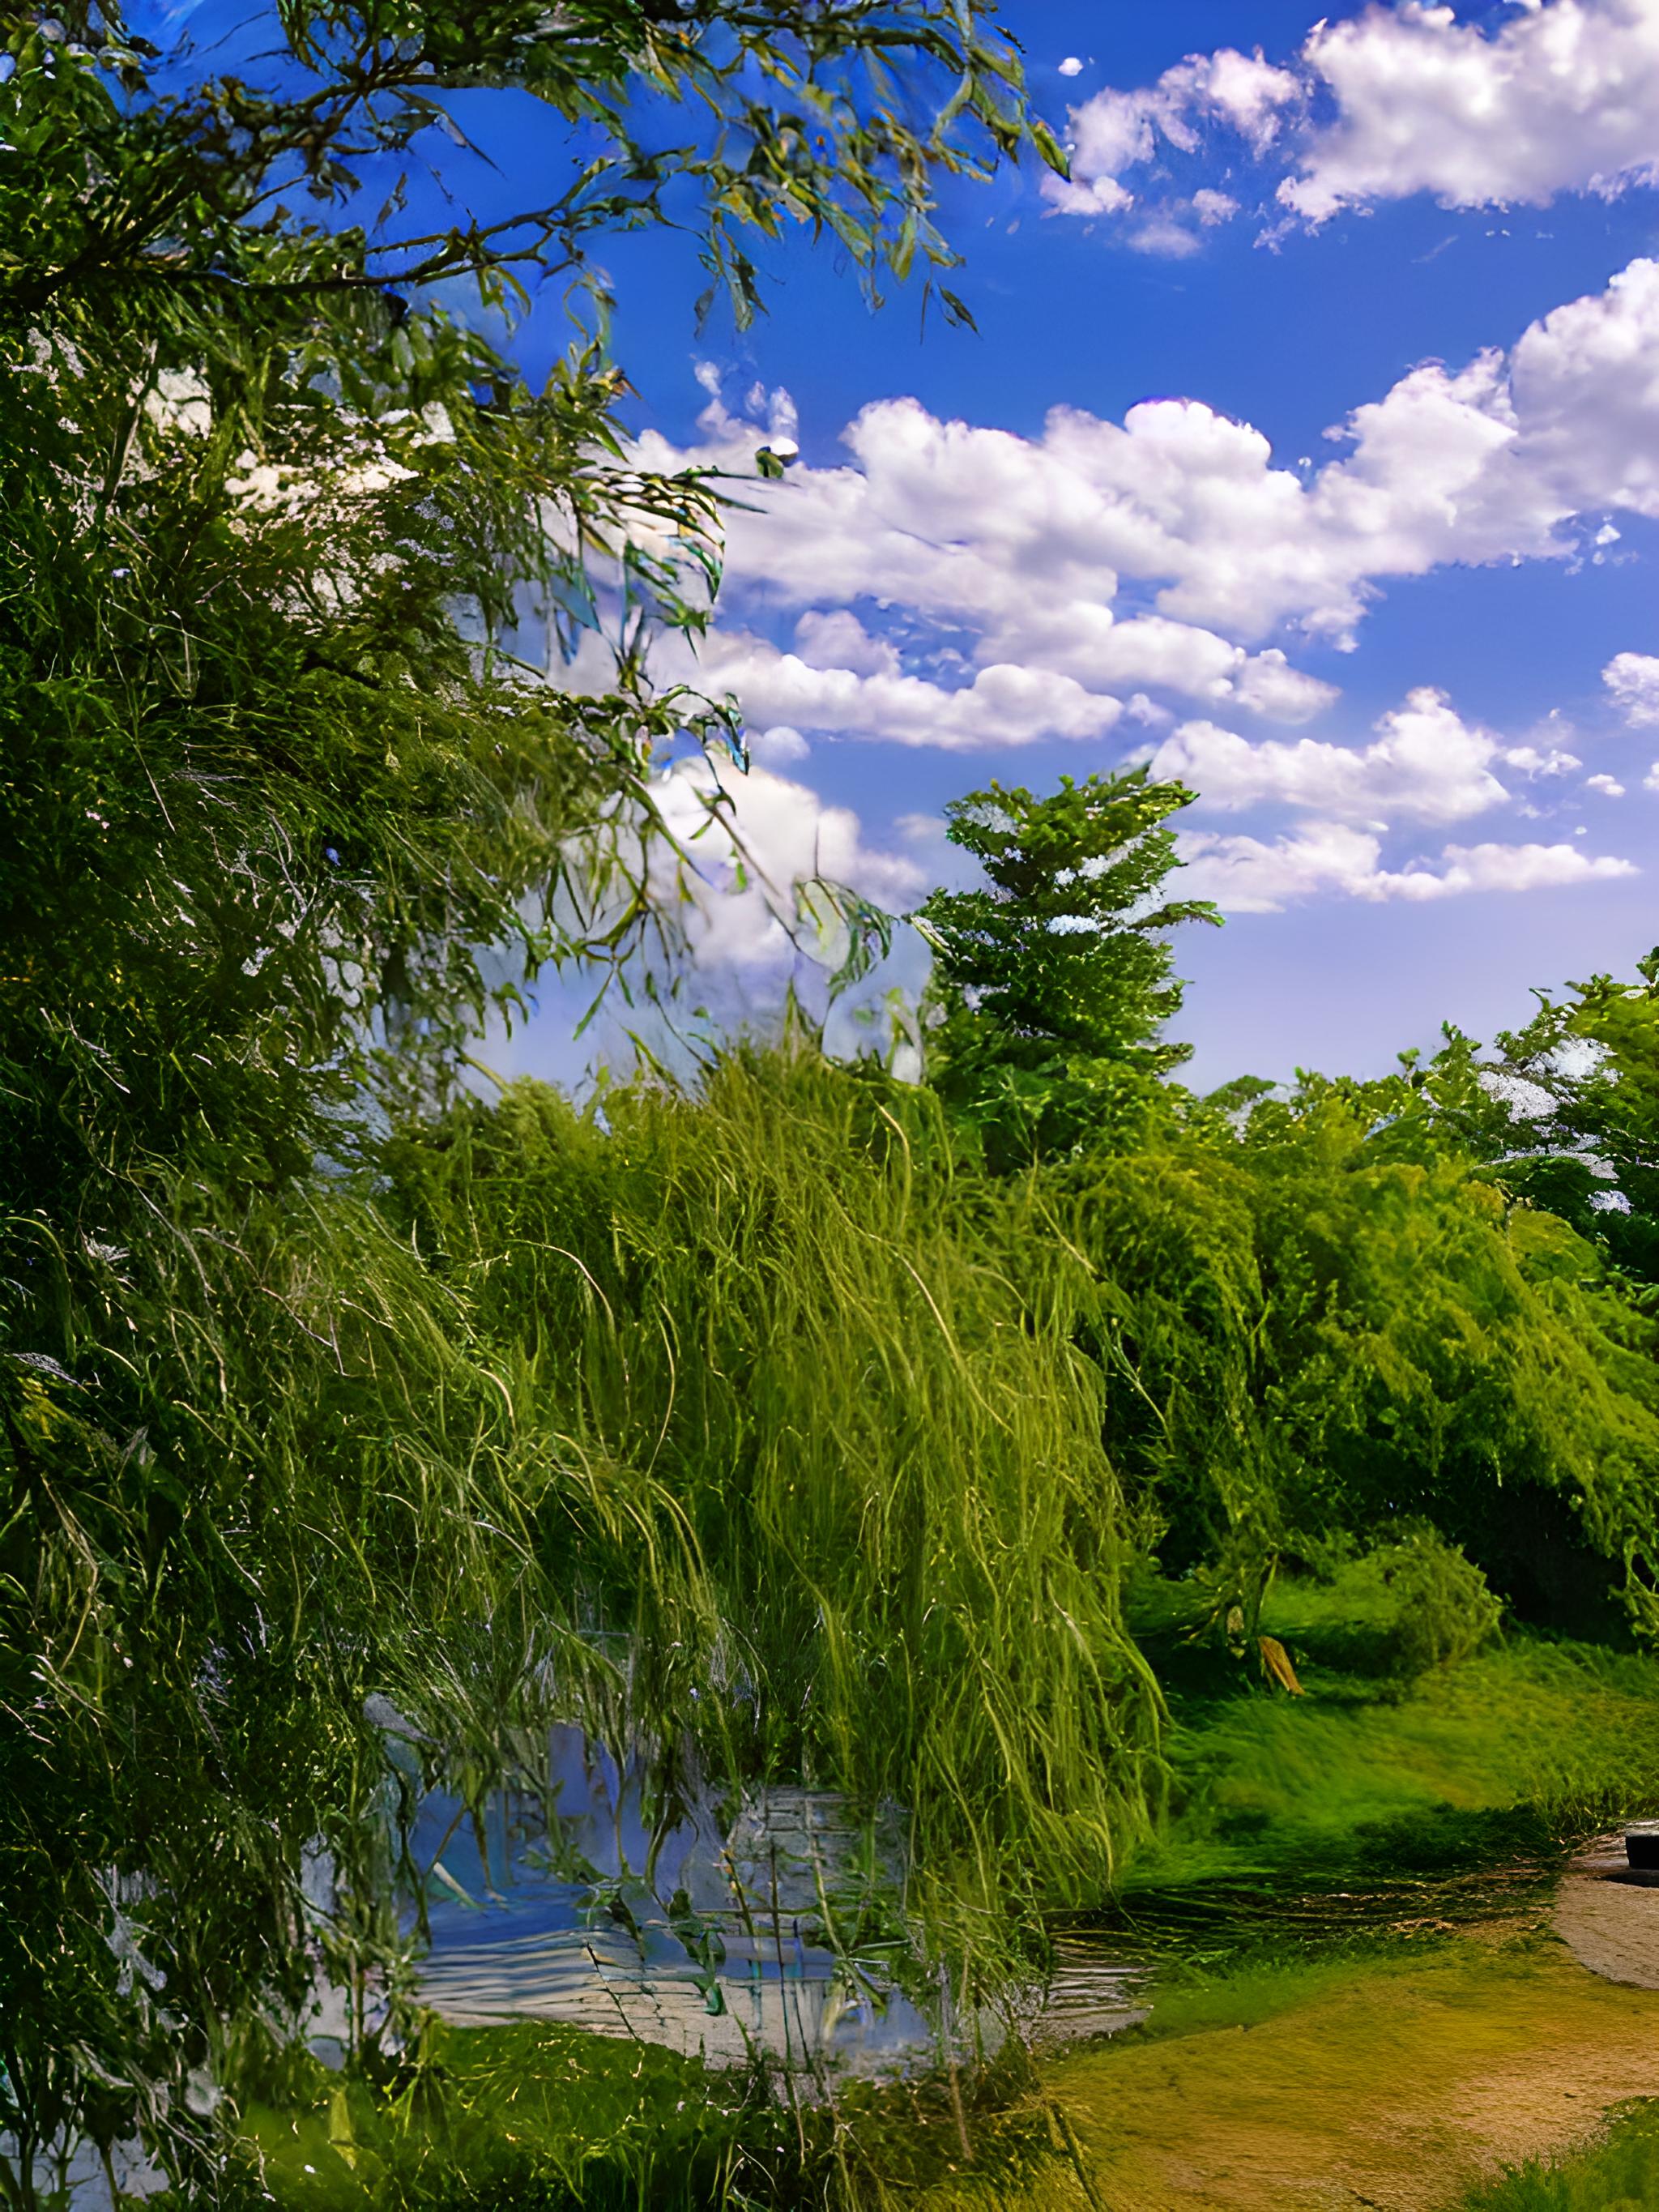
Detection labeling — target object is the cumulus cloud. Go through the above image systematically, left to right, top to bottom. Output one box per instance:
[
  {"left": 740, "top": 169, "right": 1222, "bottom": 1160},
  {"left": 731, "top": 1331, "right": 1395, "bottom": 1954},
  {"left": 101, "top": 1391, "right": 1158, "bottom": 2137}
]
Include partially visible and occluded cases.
[
  {"left": 1282, "top": 0, "right": 1659, "bottom": 224},
  {"left": 1049, "top": 1, "right": 1659, "bottom": 236},
  {"left": 1044, "top": 47, "right": 1299, "bottom": 222},
  {"left": 648, "top": 258, "right": 1659, "bottom": 656},
  {"left": 598, "top": 267, "right": 1653, "bottom": 924},
  {"left": 792, "top": 609, "right": 900, "bottom": 677},
  {"left": 699, "top": 630, "right": 1122, "bottom": 750},
  {"left": 1229, "top": 648, "right": 1340, "bottom": 721},
  {"left": 1603, "top": 649, "right": 1659, "bottom": 724},
  {"left": 1151, "top": 688, "right": 1511, "bottom": 823},
  {"left": 748, "top": 724, "right": 811, "bottom": 766},
  {"left": 1501, "top": 742, "right": 1582, "bottom": 777},
  {"left": 1179, "top": 822, "right": 1637, "bottom": 912}
]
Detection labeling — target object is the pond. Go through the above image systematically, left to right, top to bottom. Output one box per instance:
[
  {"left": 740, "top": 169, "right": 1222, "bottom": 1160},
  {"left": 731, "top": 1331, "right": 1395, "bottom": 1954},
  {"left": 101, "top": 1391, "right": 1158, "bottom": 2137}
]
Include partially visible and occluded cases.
[{"left": 382, "top": 1726, "right": 1147, "bottom": 2083}]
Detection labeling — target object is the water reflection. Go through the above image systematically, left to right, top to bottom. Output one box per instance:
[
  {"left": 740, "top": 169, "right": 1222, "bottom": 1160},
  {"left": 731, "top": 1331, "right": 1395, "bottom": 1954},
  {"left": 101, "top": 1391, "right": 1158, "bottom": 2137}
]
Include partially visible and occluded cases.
[{"left": 396, "top": 1726, "right": 1148, "bottom": 2080}]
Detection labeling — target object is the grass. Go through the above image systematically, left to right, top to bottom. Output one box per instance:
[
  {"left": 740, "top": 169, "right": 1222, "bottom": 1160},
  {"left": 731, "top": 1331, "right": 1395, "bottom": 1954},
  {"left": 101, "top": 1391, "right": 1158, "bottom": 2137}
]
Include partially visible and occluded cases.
[
  {"left": 1124, "top": 1566, "right": 1659, "bottom": 1897},
  {"left": 911, "top": 1940, "right": 1659, "bottom": 2211},
  {"left": 236, "top": 2016, "right": 1067, "bottom": 2211},
  {"left": 240, "top": 2019, "right": 822, "bottom": 2210},
  {"left": 1456, "top": 2101, "right": 1659, "bottom": 2209}
]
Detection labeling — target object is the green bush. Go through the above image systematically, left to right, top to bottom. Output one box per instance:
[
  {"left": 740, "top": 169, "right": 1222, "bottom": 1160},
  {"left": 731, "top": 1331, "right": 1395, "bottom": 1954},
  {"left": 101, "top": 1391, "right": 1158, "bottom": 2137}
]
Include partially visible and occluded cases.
[{"left": 1370, "top": 1530, "right": 1505, "bottom": 1677}]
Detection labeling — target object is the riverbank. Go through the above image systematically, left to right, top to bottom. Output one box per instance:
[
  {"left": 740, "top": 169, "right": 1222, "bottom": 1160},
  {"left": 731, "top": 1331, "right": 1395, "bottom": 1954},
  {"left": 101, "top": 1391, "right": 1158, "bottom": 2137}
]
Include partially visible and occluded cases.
[
  {"left": 902, "top": 1602, "right": 1659, "bottom": 2210},
  {"left": 236, "top": 1608, "right": 1659, "bottom": 2211},
  {"left": 923, "top": 1932, "right": 1659, "bottom": 2210}
]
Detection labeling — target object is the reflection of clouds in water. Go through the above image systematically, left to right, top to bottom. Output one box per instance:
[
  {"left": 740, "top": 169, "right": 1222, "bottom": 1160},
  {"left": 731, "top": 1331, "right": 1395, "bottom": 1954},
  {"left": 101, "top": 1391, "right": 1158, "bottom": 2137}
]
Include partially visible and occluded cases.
[
  {"left": 400, "top": 1730, "right": 1146, "bottom": 2079},
  {"left": 404, "top": 1734, "right": 940, "bottom": 2078}
]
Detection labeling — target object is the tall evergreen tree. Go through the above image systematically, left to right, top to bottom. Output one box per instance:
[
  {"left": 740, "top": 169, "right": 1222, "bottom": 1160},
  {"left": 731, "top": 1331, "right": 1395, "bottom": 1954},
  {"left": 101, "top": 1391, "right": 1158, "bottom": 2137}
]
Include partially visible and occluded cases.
[{"left": 916, "top": 770, "right": 1221, "bottom": 1164}]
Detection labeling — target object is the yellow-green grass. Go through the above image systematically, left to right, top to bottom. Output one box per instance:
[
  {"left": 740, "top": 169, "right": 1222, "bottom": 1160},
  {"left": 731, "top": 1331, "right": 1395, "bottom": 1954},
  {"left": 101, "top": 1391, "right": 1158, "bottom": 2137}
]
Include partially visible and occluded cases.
[
  {"left": 916, "top": 1937, "right": 1659, "bottom": 2211},
  {"left": 1455, "top": 2099, "right": 1659, "bottom": 2208}
]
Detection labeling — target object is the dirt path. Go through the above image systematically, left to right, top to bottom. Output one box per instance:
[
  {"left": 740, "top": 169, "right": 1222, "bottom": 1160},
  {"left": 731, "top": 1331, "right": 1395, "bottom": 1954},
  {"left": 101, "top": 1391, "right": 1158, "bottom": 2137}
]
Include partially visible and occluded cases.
[
  {"left": 1554, "top": 1833, "right": 1659, "bottom": 1989},
  {"left": 964, "top": 1937, "right": 1659, "bottom": 2211}
]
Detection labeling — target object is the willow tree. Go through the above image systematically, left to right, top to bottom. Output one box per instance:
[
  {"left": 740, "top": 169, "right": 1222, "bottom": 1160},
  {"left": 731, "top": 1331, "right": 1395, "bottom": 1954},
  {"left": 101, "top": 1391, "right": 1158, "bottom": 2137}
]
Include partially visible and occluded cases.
[
  {"left": 0, "top": 4, "right": 1056, "bottom": 2194},
  {"left": 390, "top": 1050, "right": 1167, "bottom": 1988}
]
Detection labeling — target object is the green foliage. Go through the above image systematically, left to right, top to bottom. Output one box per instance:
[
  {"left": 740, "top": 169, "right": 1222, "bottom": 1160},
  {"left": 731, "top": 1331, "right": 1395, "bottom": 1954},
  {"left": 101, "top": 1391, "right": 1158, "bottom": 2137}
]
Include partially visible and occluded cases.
[
  {"left": 266, "top": 0, "right": 1058, "bottom": 329},
  {"left": 0, "top": 2, "right": 1050, "bottom": 2195},
  {"left": 916, "top": 771, "right": 1220, "bottom": 1167},
  {"left": 912, "top": 806, "right": 1659, "bottom": 1642},
  {"left": 1482, "top": 952, "right": 1659, "bottom": 1287},
  {"left": 1300, "top": 973, "right": 1659, "bottom": 1288},
  {"left": 389, "top": 1047, "right": 1166, "bottom": 1975},
  {"left": 1047, "top": 1076, "right": 1659, "bottom": 1638},
  {"left": 1358, "top": 1530, "right": 1504, "bottom": 1678},
  {"left": 1133, "top": 1609, "right": 1659, "bottom": 1894}
]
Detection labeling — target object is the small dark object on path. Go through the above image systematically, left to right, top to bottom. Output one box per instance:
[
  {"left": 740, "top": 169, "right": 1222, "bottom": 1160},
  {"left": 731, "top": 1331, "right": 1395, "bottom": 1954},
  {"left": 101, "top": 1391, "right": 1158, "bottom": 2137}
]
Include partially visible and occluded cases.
[{"left": 1627, "top": 1823, "right": 1659, "bottom": 1869}]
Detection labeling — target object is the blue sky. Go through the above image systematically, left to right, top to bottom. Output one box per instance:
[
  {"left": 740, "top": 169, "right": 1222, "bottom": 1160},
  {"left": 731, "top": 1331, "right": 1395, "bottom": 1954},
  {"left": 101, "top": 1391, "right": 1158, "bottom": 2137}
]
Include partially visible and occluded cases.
[
  {"left": 194, "top": 0, "right": 1659, "bottom": 1089},
  {"left": 510, "top": 0, "right": 1659, "bottom": 1089}
]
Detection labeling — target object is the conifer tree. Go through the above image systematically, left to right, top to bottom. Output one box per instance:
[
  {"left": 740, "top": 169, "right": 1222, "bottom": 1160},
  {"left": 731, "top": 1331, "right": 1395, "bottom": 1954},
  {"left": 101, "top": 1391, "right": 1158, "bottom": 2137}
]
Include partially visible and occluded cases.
[{"left": 917, "top": 770, "right": 1221, "bottom": 1163}]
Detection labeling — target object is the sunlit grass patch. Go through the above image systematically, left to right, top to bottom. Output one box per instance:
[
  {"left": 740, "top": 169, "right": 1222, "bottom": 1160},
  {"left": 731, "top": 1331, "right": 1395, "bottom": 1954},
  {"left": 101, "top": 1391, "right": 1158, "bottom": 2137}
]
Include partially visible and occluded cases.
[
  {"left": 1128, "top": 1603, "right": 1659, "bottom": 1893},
  {"left": 919, "top": 1943, "right": 1659, "bottom": 2212}
]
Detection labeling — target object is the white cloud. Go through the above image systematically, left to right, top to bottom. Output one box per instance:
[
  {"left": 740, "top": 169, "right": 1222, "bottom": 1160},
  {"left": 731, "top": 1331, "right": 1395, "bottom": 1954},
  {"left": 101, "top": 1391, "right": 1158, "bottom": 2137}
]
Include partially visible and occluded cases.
[
  {"left": 1282, "top": 0, "right": 1659, "bottom": 224},
  {"left": 1047, "top": 2, "right": 1659, "bottom": 234},
  {"left": 1193, "top": 45, "right": 1305, "bottom": 147},
  {"left": 1045, "top": 48, "right": 1299, "bottom": 220},
  {"left": 1058, "top": 55, "right": 1085, "bottom": 79},
  {"left": 1043, "top": 88, "right": 1154, "bottom": 216},
  {"left": 1128, "top": 213, "right": 1206, "bottom": 259},
  {"left": 644, "top": 258, "right": 1659, "bottom": 654},
  {"left": 962, "top": 604, "right": 1334, "bottom": 720},
  {"left": 792, "top": 608, "right": 900, "bottom": 677},
  {"left": 699, "top": 630, "right": 1122, "bottom": 750},
  {"left": 1229, "top": 648, "right": 1340, "bottom": 721},
  {"left": 1603, "top": 649, "right": 1659, "bottom": 723},
  {"left": 1152, "top": 687, "right": 1510, "bottom": 823},
  {"left": 748, "top": 724, "right": 811, "bottom": 765},
  {"left": 1500, "top": 742, "right": 1582, "bottom": 776},
  {"left": 651, "top": 759, "right": 925, "bottom": 971},
  {"left": 1586, "top": 772, "right": 1627, "bottom": 795},
  {"left": 1179, "top": 822, "right": 1637, "bottom": 912},
  {"left": 1431, "top": 840, "right": 1638, "bottom": 895}
]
